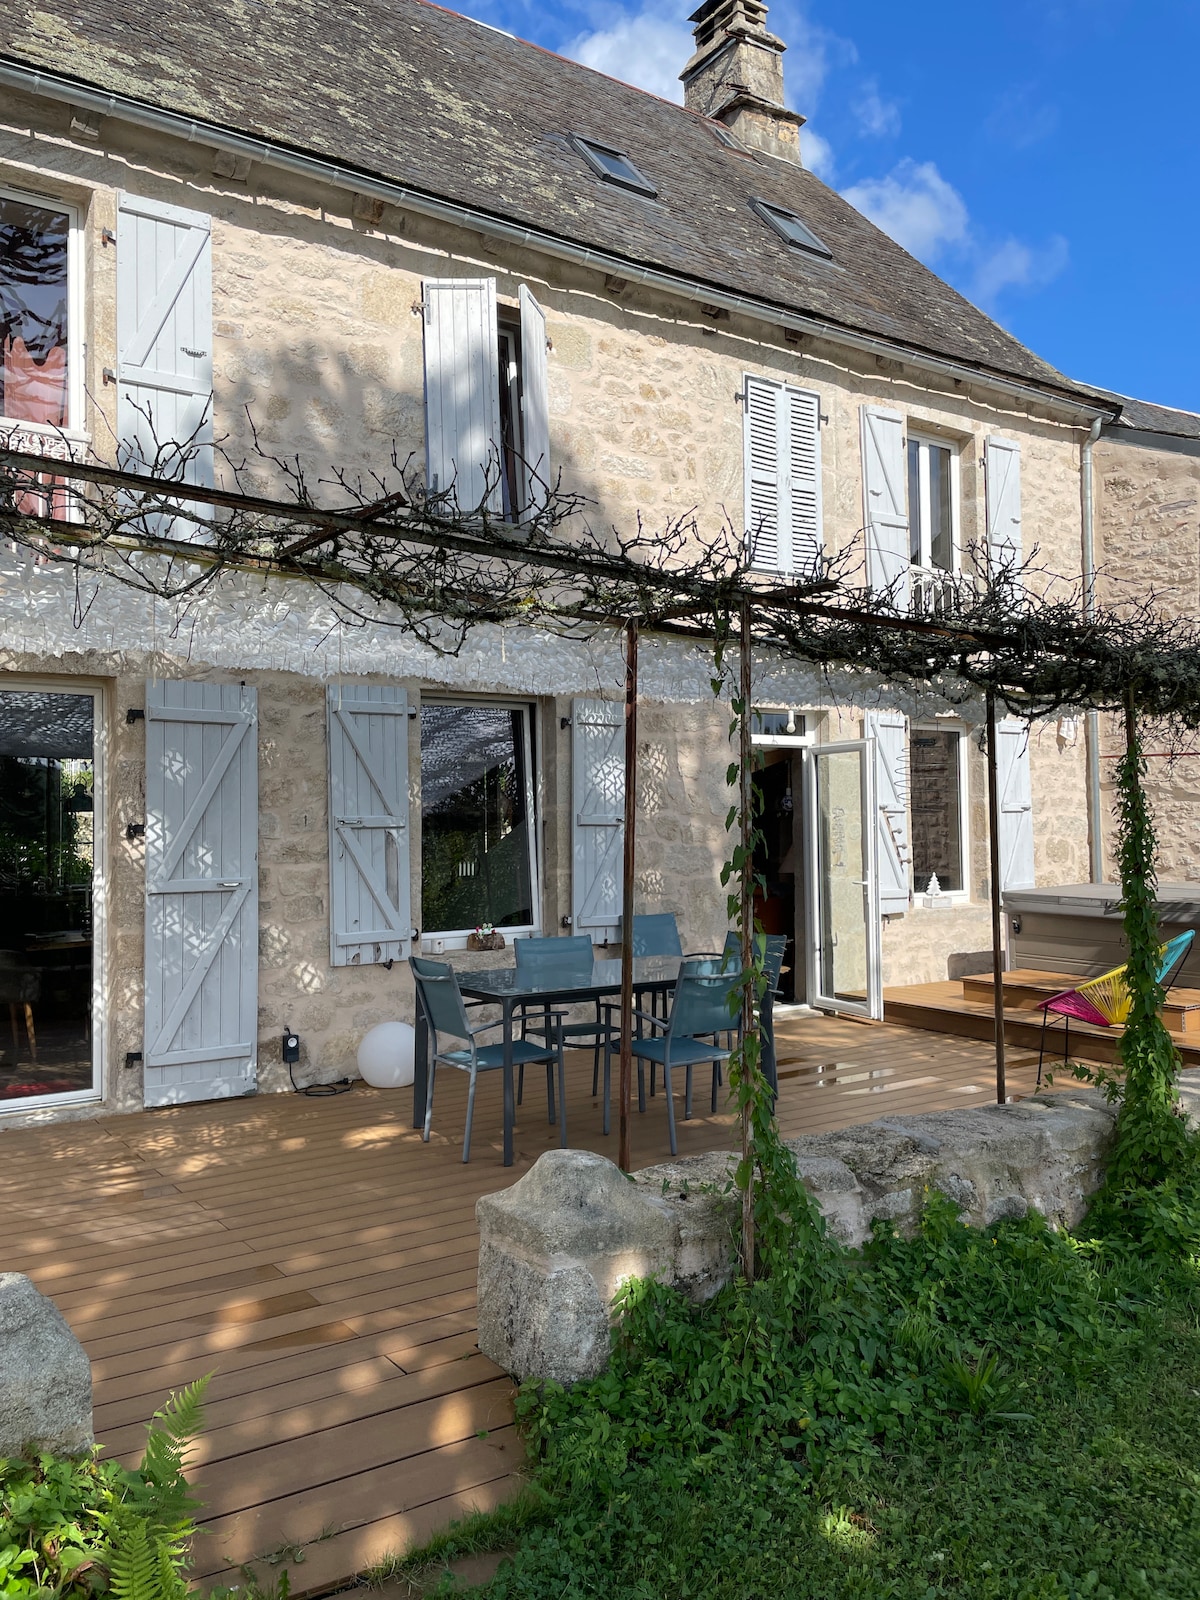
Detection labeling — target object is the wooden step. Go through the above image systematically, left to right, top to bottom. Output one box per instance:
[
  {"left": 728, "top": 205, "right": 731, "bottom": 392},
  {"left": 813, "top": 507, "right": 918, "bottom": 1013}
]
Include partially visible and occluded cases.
[
  {"left": 961, "top": 971, "right": 1200, "bottom": 1032},
  {"left": 884, "top": 981, "right": 1200, "bottom": 1067}
]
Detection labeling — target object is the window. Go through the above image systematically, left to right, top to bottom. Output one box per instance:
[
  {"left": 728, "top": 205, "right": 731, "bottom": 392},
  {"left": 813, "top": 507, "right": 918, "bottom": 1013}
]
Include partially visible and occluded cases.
[
  {"left": 572, "top": 138, "right": 657, "bottom": 197},
  {"left": 0, "top": 189, "right": 77, "bottom": 431},
  {"left": 751, "top": 199, "right": 832, "bottom": 259},
  {"left": 423, "top": 278, "right": 550, "bottom": 522},
  {"left": 743, "top": 375, "right": 823, "bottom": 574},
  {"left": 907, "top": 435, "right": 959, "bottom": 573},
  {"left": 0, "top": 685, "right": 100, "bottom": 1106},
  {"left": 421, "top": 701, "right": 539, "bottom": 937},
  {"left": 751, "top": 709, "right": 809, "bottom": 747},
  {"left": 908, "top": 726, "right": 967, "bottom": 895}
]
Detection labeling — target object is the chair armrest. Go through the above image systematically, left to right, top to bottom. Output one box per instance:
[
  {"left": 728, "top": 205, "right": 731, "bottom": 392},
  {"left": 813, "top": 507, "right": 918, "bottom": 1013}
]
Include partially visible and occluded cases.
[
  {"left": 599, "top": 1001, "right": 667, "bottom": 1031},
  {"left": 469, "top": 1008, "right": 571, "bottom": 1038}
]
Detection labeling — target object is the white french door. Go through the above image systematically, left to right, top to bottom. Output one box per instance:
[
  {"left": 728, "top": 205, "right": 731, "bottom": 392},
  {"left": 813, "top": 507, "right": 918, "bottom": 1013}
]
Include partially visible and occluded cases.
[{"left": 803, "top": 740, "right": 882, "bottom": 1020}]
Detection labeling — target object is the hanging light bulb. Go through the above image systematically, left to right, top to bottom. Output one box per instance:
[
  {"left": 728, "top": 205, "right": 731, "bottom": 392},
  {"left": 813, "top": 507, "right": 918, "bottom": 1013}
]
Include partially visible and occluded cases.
[{"left": 780, "top": 784, "right": 795, "bottom": 815}]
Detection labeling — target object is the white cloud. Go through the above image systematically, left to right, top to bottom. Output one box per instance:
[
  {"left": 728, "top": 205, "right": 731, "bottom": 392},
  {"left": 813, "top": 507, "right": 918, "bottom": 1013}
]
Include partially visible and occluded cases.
[
  {"left": 565, "top": 3, "right": 692, "bottom": 104},
  {"left": 851, "top": 79, "right": 900, "bottom": 138},
  {"left": 801, "top": 125, "right": 836, "bottom": 180},
  {"left": 841, "top": 159, "right": 969, "bottom": 261},
  {"left": 972, "top": 234, "right": 1069, "bottom": 305}
]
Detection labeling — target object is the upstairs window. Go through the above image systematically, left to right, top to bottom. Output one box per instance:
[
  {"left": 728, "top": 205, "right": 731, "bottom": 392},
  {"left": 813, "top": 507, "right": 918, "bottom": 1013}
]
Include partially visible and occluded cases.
[
  {"left": 572, "top": 138, "right": 657, "bottom": 197},
  {"left": 0, "top": 188, "right": 77, "bottom": 431},
  {"left": 751, "top": 199, "right": 832, "bottom": 259},
  {"left": 422, "top": 278, "right": 550, "bottom": 521},
  {"left": 907, "top": 435, "right": 959, "bottom": 573}
]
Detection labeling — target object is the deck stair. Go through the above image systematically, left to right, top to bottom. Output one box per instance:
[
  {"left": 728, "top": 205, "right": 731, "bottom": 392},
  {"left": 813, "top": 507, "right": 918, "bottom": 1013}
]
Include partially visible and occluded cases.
[{"left": 884, "top": 970, "right": 1200, "bottom": 1067}]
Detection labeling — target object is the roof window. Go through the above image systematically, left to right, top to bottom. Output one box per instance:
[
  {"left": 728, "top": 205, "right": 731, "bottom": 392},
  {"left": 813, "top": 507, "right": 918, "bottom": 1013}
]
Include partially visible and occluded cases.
[
  {"left": 572, "top": 137, "right": 657, "bottom": 197},
  {"left": 752, "top": 198, "right": 831, "bottom": 259}
]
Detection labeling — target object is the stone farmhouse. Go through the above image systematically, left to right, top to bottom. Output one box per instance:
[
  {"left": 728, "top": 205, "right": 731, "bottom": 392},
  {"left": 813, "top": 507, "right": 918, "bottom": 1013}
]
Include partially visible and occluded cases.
[{"left": 0, "top": 0, "right": 1180, "bottom": 1123}]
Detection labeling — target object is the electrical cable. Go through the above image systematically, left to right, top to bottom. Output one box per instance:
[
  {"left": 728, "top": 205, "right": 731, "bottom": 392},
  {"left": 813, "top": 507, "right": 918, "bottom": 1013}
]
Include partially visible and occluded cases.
[{"left": 288, "top": 1058, "right": 354, "bottom": 1097}]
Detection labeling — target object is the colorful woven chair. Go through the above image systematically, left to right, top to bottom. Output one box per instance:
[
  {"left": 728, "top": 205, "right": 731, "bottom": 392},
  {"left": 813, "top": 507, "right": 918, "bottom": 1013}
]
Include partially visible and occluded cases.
[{"left": 1035, "top": 929, "right": 1195, "bottom": 1086}]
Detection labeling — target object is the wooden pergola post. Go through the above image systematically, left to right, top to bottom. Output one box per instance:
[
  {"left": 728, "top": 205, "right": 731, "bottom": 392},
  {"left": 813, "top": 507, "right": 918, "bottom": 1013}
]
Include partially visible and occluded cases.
[
  {"left": 617, "top": 617, "right": 639, "bottom": 1173},
  {"left": 985, "top": 691, "right": 1008, "bottom": 1104}
]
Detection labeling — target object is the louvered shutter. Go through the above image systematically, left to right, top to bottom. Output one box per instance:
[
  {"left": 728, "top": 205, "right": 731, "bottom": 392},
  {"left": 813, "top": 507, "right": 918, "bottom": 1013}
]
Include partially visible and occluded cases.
[
  {"left": 117, "top": 194, "right": 213, "bottom": 531},
  {"left": 422, "top": 277, "right": 501, "bottom": 514},
  {"left": 519, "top": 284, "right": 550, "bottom": 515},
  {"left": 743, "top": 376, "right": 823, "bottom": 574},
  {"left": 861, "top": 405, "right": 909, "bottom": 605},
  {"left": 985, "top": 436, "right": 1023, "bottom": 581},
  {"left": 143, "top": 681, "right": 258, "bottom": 1106},
  {"left": 327, "top": 684, "right": 412, "bottom": 966},
  {"left": 571, "top": 697, "right": 624, "bottom": 944},
  {"left": 865, "top": 710, "right": 910, "bottom": 914},
  {"left": 996, "top": 717, "right": 1035, "bottom": 890}
]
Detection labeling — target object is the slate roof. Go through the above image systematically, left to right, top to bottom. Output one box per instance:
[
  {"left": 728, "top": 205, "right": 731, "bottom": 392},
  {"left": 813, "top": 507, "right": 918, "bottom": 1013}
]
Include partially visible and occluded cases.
[
  {"left": 0, "top": 0, "right": 1108, "bottom": 407},
  {"left": 1099, "top": 392, "right": 1200, "bottom": 443}
]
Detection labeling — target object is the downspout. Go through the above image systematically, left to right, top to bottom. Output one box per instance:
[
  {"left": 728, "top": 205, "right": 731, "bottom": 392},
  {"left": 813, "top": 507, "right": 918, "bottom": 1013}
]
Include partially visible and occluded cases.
[{"left": 1081, "top": 415, "right": 1105, "bottom": 881}]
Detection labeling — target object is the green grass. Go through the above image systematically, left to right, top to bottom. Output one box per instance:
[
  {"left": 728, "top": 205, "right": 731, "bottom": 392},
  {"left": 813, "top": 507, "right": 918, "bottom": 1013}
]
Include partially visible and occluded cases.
[{"left": 372, "top": 1189, "right": 1200, "bottom": 1600}]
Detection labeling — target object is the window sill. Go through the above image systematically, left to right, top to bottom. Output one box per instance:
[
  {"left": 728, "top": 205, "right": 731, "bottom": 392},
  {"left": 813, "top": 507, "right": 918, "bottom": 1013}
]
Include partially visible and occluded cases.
[{"left": 421, "top": 927, "right": 538, "bottom": 955}]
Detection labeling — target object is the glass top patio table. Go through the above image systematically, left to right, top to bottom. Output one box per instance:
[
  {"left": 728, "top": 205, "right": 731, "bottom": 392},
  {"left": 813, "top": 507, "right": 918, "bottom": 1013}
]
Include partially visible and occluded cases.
[{"left": 411, "top": 956, "right": 683, "bottom": 1165}]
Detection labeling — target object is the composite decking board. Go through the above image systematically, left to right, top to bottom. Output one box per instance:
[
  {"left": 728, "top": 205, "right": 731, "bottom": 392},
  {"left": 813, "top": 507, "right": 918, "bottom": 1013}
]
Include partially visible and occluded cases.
[
  {"left": 2, "top": 1015, "right": 1026, "bottom": 1595},
  {"left": 105, "top": 1352, "right": 507, "bottom": 1468},
  {"left": 195, "top": 1431, "right": 523, "bottom": 1580}
]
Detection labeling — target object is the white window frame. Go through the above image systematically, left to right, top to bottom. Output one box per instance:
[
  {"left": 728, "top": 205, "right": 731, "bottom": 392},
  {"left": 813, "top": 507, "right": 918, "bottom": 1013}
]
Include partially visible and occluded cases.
[
  {"left": 0, "top": 183, "right": 85, "bottom": 440},
  {"left": 907, "top": 432, "right": 961, "bottom": 576},
  {"left": 0, "top": 675, "right": 106, "bottom": 1115},
  {"left": 418, "top": 695, "right": 542, "bottom": 952},
  {"left": 750, "top": 708, "right": 814, "bottom": 749},
  {"left": 909, "top": 718, "right": 970, "bottom": 901}
]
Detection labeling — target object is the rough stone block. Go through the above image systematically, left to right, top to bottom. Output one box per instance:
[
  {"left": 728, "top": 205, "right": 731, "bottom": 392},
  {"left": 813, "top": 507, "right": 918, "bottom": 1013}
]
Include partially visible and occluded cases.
[{"left": 0, "top": 1274, "right": 93, "bottom": 1457}]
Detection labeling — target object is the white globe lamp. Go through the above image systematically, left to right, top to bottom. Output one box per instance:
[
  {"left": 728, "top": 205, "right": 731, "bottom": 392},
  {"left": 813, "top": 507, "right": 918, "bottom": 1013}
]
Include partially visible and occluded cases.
[{"left": 357, "top": 1021, "right": 416, "bottom": 1089}]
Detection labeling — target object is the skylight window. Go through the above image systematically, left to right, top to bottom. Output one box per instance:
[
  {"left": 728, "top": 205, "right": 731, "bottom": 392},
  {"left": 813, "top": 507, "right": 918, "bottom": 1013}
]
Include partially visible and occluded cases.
[
  {"left": 572, "top": 137, "right": 657, "bottom": 198},
  {"left": 752, "top": 198, "right": 832, "bottom": 259}
]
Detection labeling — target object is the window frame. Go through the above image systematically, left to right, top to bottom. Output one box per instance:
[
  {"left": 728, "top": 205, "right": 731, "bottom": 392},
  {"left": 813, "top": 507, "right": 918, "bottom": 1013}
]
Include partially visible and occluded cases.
[
  {"left": 571, "top": 137, "right": 658, "bottom": 198},
  {"left": 0, "top": 183, "right": 85, "bottom": 439},
  {"left": 750, "top": 198, "right": 833, "bottom": 259},
  {"left": 496, "top": 318, "right": 525, "bottom": 523},
  {"left": 906, "top": 431, "right": 961, "bottom": 576},
  {"left": 0, "top": 674, "right": 106, "bottom": 1115},
  {"left": 418, "top": 695, "right": 543, "bottom": 951},
  {"left": 908, "top": 719, "right": 970, "bottom": 901}
]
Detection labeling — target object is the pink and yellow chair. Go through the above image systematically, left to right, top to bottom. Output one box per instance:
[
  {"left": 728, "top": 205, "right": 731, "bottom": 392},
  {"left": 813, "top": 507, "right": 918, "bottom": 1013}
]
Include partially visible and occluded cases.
[{"left": 1035, "top": 929, "right": 1195, "bottom": 1086}]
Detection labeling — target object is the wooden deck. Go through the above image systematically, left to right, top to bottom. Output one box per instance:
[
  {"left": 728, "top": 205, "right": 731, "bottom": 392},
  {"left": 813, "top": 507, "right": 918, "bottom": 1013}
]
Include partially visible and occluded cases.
[{"left": 2, "top": 1013, "right": 1041, "bottom": 1595}]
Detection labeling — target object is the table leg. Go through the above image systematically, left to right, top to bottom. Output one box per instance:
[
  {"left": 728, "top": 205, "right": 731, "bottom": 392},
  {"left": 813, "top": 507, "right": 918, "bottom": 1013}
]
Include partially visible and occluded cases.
[
  {"left": 503, "top": 998, "right": 515, "bottom": 1167},
  {"left": 413, "top": 1009, "right": 429, "bottom": 1130}
]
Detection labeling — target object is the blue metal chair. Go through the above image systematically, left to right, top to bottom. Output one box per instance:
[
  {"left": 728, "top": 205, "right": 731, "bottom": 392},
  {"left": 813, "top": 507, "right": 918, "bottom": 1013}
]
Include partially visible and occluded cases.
[
  {"left": 622, "top": 913, "right": 683, "bottom": 957},
  {"left": 719, "top": 931, "right": 787, "bottom": 1094},
  {"left": 514, "top": 935, "right": 613, "bottom": 1099},
  {"left": 411, "top": 956, "right": 566, "bottom": 1162},
  {"left": 603, "top": 959, "right": 740, "bottom": 1156}
]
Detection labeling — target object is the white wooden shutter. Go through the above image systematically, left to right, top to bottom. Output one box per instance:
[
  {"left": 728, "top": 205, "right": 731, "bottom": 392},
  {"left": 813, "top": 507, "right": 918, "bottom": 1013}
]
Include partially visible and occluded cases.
[
  {"left": 117, "top": 194, "right": 213, "bottom": 529},
  {"left": 422, "top": 277, "right": 501, "bottom": 515},
  {"left": 518, "top": 284, "right": 550, "bottom": 515},
  {"left": 742, "top": 376, "right": 823, "bottom": 574},
  {"left": 861, "top": 405, "right": 909, "bottom": 605},
  {"left": 985, "top": 436, "right": 1023, "bottom": 581},
  {"left": 143, "top": 681, "right": 257, "bottom": 1107},
  {"left": 327, "top": 684, "right": 412, "bottom": 966},
  {"left": 571, "top": 697, "right": 625, "bottom": 944},
  {"left": 865, "top": 710, "right": 910, "bottom": 914},
  {"left": 996, "top": 717, "right": 1035, "bottom": 891}
]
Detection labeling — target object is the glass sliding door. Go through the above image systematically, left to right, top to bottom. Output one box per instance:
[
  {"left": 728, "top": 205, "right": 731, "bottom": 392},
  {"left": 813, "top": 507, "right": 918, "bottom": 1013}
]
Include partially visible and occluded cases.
[
  {"left": 0, "top": 687, "right": 98, "bottom": 1103},
  {"left": 804, "top": 740, "right": 882, "bottom": 1019}
]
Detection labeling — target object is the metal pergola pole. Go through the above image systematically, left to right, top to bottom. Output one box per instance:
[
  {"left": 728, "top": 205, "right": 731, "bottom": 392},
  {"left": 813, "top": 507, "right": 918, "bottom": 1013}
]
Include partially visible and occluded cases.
[
  {"left": 739, "top": 597, "right": 756, "bottom": 1282},
  {"left": 618, "top": 618, "right": 639, "bottom": 1173},
  {"left": 985, "top": 691, "right": 1008, "bottom": 1104}
]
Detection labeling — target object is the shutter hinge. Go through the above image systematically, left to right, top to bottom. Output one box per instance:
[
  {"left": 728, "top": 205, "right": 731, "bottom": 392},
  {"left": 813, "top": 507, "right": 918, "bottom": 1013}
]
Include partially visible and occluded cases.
[
  {"left": 125, "top": 706, "right": 145, "bottom": 723},
  {"left": 125, "top": 821, "right": 145, "bottom": 840},
  {"left": 124, "top": 1050, "right": 143, "bottom": 1069}
]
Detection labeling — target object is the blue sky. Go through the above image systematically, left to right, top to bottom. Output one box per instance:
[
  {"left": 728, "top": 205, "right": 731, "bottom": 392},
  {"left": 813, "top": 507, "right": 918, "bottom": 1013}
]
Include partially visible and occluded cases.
[{"left": 449, "top": 0, "right": 1198, "bottom": 412}]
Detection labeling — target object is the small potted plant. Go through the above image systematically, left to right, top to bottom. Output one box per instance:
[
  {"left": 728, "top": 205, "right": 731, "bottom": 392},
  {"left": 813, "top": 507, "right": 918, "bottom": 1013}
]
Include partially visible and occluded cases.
[{"left": 467, "top": 921, "right": 505, "bottom": 952}]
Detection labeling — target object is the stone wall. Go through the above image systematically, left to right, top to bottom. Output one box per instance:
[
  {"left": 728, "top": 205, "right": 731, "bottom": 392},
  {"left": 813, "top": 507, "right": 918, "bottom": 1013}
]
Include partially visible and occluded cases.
[
  {"left": 1094, "top": 431, "right": 1200, "bottom": 881},
  {"left": 476, "top": 1089, "right": 1118, "bottom": 1384}
]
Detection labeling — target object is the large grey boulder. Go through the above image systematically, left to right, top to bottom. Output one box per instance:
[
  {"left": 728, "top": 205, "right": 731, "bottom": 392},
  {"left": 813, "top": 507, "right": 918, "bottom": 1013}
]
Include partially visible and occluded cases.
[
  {"left": 478, "top": 1148, "right": 714, "bottom": 1384},
  {"left": 0, "top": 1273, "right": 93, "bottom": 1457}
]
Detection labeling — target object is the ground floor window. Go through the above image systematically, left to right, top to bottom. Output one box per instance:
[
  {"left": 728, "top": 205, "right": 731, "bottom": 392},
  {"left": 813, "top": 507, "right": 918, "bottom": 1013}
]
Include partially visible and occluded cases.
[
  {"left": 0, "top": 686, "right": 97, "bottom": 1103},
  {"left": 420, "top": 700, "right": 538, "bottom": 936},
  {"left": 909, "top": 726, "right": 967, "bottom": 895}
]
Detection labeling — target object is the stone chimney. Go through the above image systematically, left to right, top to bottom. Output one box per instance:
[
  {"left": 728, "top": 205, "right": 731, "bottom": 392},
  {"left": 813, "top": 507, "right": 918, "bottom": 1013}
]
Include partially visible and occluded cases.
[{"left": 680, "top": 0, "right": 804, "bottom": 164}]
